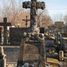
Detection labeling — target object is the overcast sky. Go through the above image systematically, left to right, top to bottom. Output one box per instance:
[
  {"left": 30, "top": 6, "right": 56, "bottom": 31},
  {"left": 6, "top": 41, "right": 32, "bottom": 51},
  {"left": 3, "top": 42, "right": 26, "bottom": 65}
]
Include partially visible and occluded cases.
[{"left": 0, "top": 0, "right": 67, "bottom": 21}]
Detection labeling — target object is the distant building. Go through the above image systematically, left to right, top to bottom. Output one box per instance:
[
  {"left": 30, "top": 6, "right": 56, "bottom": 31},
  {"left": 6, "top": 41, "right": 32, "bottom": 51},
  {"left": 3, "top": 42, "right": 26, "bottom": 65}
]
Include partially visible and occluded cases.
[
  {"left": 47, "top": 21, "right": 66, "bottom": 35},
  {"left": 54, "top": 21, "right": 67, "bottom": 34},
  {"left": 55, "top": 21, "right": 64, "bottom": 28}
]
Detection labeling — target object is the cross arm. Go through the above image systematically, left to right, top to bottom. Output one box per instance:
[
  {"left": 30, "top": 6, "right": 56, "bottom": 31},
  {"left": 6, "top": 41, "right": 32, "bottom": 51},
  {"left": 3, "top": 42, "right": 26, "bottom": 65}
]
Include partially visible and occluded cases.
[
  {"left": 22, "top": 1, "right": 45, "bottom": 10},
  {"left": 22, "top": 19, "right": 30, "bottom": 21},
  {"left": 0, "top": 23, "right": 11, "bottom": 26}
]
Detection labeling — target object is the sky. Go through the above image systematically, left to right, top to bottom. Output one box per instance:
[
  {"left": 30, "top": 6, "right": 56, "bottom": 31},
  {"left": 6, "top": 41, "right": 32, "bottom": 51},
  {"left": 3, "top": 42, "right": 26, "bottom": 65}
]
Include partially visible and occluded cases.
[
  {"left": 0, "top": 0, "right": 67, "bottom": 21},
  {"left": 44, "top": 0, "right": 67, "bottom": 21},
  {"left": 44, "top": 0, "right": 67, "bottom": 15}
]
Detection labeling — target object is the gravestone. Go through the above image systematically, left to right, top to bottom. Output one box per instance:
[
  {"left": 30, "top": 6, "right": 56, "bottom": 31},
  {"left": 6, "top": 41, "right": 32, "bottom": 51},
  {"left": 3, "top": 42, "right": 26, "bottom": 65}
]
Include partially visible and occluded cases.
[{"left": 9, "top": 27, "right": 29, "bottom": 45}]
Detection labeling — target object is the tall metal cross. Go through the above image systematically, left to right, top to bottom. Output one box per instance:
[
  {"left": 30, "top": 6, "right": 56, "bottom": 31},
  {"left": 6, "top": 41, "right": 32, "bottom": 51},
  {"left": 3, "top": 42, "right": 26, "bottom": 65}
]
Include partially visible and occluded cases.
[
  {"left": 22, "top": 0, "right": 45, "bottom": 30},
  {"left": 22, "top": 0, "right": 46, "bottom": 66},
  {"left": 22, "top": 16, "right": 30, "bottom": 28},
  {"left": 0, "top": 17, "right": 11, "bottom": 45}
]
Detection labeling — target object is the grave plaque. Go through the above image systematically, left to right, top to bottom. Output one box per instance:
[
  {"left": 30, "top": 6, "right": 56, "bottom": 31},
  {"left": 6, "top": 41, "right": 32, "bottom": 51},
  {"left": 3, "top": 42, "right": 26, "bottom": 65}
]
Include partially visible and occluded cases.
[{"left": 19, "top": 43, "right": 40, "bottom": 62}]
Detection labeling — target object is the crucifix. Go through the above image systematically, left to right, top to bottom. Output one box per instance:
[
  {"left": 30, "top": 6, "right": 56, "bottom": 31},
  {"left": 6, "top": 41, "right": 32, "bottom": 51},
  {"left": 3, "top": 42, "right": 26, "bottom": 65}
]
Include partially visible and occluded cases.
[
  {"left": 21, "top": 0, "right": 45, "bottom": 67},
  {"left": 23, "top": 0, "right": 45, "bottom": 31},
  {"left": 22, "top": 16, "right": 30, "bottom": 28},
  {"left": 0, "top": 17, "right": 11, "bottom": 45}
]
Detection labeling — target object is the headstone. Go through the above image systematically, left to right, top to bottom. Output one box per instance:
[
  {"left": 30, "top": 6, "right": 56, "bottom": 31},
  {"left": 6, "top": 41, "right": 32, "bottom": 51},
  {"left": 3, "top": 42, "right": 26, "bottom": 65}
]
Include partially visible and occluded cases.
[{"left": 9, "top": 27, "right": 29, "bottom": 45}]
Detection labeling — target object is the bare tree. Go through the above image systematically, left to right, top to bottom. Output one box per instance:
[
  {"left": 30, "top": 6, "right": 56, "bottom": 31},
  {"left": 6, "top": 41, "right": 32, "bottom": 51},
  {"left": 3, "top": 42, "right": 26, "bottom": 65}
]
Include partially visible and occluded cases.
[
  {"left": 0, "top": 0, "right": 53, "bottom": 28},
  {"left": 1, "top": 0, "right": 19, "bottom": 24},
  {"left": 37, "top": 9, "right": 53, "bottom": 28}
]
